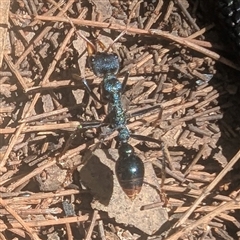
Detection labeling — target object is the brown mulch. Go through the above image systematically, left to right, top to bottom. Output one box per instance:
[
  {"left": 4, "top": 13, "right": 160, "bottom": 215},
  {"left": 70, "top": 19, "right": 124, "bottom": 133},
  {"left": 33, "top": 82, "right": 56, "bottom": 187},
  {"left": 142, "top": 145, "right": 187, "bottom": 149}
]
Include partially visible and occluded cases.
[{"left": 1, "top": 0, "right": 240, "bottom": 239}]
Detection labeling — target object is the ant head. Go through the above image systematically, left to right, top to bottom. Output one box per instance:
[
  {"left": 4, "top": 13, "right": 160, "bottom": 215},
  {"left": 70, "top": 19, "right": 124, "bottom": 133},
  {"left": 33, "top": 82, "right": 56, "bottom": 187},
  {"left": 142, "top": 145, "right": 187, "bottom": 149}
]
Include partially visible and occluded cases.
[
  {"left": 87, "top": 41, "right": 120, "bottom": 77},
  {"left": 88, "top": 52, "right": 119, "bottom": 77}
]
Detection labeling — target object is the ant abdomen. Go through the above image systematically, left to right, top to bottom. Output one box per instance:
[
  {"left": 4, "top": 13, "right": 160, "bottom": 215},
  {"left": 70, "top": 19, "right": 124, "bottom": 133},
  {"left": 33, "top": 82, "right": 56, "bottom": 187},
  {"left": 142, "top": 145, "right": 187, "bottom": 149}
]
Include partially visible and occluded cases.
[{"left": 115, "top": 143, "right": 144, "bottom": 200}]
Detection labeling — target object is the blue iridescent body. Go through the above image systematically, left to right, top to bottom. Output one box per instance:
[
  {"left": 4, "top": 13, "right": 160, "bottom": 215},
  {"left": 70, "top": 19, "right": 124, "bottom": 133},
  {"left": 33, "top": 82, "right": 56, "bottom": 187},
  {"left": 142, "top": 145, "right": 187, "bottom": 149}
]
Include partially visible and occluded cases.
[
  {"left": 88, "top": 51, "right": 144, "bottom": 199},
  {"left": 103, "top": 75, "right": 129, "bottom": 141}
]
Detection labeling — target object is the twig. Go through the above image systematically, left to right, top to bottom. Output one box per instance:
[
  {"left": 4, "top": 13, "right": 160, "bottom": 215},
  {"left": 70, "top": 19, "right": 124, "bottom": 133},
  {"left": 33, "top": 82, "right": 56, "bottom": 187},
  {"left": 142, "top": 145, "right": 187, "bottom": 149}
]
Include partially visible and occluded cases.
[
  {"left": 0, "top": 0, "right": 10, "bottom": 67},
  {"left": 15, "top": 0, "right": 75, "bottom": 67},
  {"left": 144, "top": 0, "right": 163, "bottom": 30},
  {"left": 174, "top": 0, "right": 200, "bottom": 31},
  {"left": 34, "top": 15, "right": 240, "bottom": 71},
  {"left": 0, "top": 26, "right": 76, "bottom": 172},
  {"left": 3, "top": 53, "right": 28, "bottom": 91},
  {"left": 19, "top": 104, "right": 83, "bottom": 123},
  {"left": 0, "top": 122, "right": 81, "bottom": 134},
  {"left": 184, "top": 144, "right": 206, "bottom": 176},
  {"left": 174, "top": 148, "right": 240, "bottom": 228},
  {"left": 6, "top": 159, "right": 56, "bottom": 192},
  {"left": 3, "top": 189, "right": 81, "bottom": 204},
  {"left": 166, "top": 195, "right": 240, "bottom": 240},
  {"left": 0, "top": 198, "right": 41, "bottom": 240},
  {"left": 85, "top": 210, "right": 99, "bottom": 240},
  {"left": 0, "top": 215, "right": 100, "bottom": 230},
  {"left": 98, "top": 220, "right": 107, "bottom": 240},
  {"left": 65, "top": 223, "right": 73, "bottom": 240}
]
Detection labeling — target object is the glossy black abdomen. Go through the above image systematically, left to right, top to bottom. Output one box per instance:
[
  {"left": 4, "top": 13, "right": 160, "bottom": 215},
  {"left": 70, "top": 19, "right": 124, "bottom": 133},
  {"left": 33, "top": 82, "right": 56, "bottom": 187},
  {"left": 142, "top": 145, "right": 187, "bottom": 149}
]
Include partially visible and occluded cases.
[{"left": 115, "top": 143, "right": 144, "bottom": 200}]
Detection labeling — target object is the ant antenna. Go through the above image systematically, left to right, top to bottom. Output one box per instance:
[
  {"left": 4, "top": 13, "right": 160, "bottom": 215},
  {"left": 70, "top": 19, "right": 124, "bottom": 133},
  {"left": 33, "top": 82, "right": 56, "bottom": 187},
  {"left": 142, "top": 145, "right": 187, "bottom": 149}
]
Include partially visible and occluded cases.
[
  {"left": 47, "top": 0, "right": 96, "bottom": 51},
  {"left": 49, "top": 0, "right": 142, "bottom": 53},
  {"left": 106, "top": 0, "right": 143, "bottom": 52}
]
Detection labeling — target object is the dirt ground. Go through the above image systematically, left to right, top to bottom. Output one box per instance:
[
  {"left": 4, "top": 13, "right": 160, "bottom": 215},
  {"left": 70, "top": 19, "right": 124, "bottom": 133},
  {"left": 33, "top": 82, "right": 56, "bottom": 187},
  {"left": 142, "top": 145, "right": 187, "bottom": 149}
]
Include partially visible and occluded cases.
[{"left": 1, "top": 0, "right": 240, "bottom": 239}]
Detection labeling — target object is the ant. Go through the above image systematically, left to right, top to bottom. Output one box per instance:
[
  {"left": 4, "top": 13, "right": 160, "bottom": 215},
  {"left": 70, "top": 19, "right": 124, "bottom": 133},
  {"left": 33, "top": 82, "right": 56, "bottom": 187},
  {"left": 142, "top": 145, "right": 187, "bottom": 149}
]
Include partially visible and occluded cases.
[
  {"left": 51, "top": 1, "right": 164, "bottom": 200},
  {"left": 78, "top": 37, "right": 164, "bottom": 200},
  {"left": 82, "top": 40, "right": 145, "bottom": 200}
]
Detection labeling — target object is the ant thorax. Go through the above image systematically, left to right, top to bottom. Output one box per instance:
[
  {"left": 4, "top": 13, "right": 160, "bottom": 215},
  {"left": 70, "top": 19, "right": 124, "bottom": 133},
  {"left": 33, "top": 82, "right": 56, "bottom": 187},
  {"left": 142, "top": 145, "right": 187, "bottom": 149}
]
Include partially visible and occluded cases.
[{"left": 103, "top": 76, "right": 122, "bottom": 100}]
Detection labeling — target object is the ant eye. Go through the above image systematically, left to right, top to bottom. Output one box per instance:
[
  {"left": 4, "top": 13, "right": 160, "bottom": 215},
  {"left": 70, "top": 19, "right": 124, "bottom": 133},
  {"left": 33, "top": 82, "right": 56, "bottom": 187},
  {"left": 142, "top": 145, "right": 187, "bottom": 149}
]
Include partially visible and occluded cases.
[
  {"left": 113, "top": 54, "right": 118, "bottom": 60},
  {"left": 88, "top": 56, "right": 95, "bottom": 70}
]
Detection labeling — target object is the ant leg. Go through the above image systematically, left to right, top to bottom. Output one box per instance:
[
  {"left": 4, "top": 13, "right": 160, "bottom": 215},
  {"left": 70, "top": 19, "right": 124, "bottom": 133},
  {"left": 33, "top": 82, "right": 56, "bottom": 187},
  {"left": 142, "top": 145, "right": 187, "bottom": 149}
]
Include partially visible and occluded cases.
[
  {"left": 48, "top": 0, "right": 96, "bottom": 50},
  {"left": 106, "top": 1, "right": 143, "bottom": 52},
  {"left": 106, "top": 30, "right": 128, "bottom": 52},
  {"left": 121, "top": 71, "right": 130, "bottom": 93},
  {"left": 72, "top": 74, "right": 105, "bottom": 104},
  {"left": 82, "top": 79, "right": 107, "bottom": 105},
  {"left": 127, "top": 105, "right": 162, "bottom": 119},
  {"left": 59, "top": 120, "right": 105, "bottom": 159},
  {"left": 80, "top": 120, "right": 107, "bottom": 129},
  {"left": 130, "top": 133, "right": 169, "bottom": 204},
  {"left": 130, "top": 134, "right": 163, "bottom": 146},
  {"left": 81, "top": 140, "right": 103, "bottom": 165},
  {"left": 159, "top": 142, "right": 170, "bottom": 206}
]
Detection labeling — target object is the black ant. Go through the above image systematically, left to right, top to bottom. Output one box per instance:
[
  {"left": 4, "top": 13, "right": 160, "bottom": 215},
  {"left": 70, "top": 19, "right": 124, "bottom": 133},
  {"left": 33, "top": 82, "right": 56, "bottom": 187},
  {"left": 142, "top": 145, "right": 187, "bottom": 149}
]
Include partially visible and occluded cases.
[
  {"left": 53, "top": 2, "right": 163, "bottom": 200},
  {"left": 78, "top": 36, "right": 164, "bottom": 200},
  {"left": 81, "top": 40, "right": 145, "bottom": 200}
]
